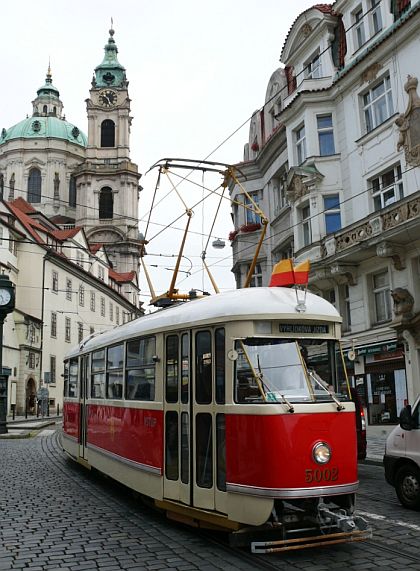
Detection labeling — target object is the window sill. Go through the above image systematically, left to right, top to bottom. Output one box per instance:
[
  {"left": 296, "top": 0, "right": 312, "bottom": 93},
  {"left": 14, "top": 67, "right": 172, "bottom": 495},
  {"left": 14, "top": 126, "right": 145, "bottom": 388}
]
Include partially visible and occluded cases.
[{"left": 356, "top": 113, "right": 399, "bottom": 146}]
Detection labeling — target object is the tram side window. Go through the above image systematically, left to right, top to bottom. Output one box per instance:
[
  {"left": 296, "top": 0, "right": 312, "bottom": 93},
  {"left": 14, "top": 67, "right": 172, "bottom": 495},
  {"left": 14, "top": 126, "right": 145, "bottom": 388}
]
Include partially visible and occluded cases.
[
  {"left": 215, "top": 328, "right": 225, "bottom": 404},
  {"left": 196, "top": 331, "right": 212, "bottom": 404},
  {"left": 181, "top": 333, "right": 189, "bottom": 404},
  {"left": 166, "top": 335, "right": 179, "bottom": 403},
  {"left": 126, "top": 336, "right": 156, "bottom": 401},
  {"left": 107, "top": 344, "right": 124, "bottom": 399},
  {"left": 91, "top": 349, "right": 106, "bottom": 399},
  {"left": 65, "top": 358, "right": 78, "bottom": 398}
]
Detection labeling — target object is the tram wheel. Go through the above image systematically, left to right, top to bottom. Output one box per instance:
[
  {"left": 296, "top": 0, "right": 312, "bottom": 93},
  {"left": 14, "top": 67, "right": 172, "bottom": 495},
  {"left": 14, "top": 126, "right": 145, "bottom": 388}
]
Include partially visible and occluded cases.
[{"left": 395, "top": 465, "right": 420, "bottom": 510}]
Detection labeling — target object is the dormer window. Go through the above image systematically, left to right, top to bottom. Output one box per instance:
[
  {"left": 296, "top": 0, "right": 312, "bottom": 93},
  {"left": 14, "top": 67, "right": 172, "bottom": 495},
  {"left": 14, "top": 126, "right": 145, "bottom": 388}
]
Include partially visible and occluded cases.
[
  {"left": 354, "top": 7, "right": 366, "bottom": 50},
  {"left": 304, "top": 52, "right": 322, "bottom": 79}
]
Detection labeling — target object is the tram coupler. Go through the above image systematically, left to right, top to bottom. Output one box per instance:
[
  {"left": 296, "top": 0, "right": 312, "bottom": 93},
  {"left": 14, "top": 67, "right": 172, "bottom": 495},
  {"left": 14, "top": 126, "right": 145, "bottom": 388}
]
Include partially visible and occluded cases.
[{"left": 317, "top": 503, "right": 370, "bottom": 533}]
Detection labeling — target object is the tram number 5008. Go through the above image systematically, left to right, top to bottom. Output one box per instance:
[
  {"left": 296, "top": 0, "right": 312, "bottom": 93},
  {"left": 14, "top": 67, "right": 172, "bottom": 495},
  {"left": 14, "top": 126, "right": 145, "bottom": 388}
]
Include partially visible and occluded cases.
[{"left": 305, "top": 467, "right": 339, "bottom": 483}]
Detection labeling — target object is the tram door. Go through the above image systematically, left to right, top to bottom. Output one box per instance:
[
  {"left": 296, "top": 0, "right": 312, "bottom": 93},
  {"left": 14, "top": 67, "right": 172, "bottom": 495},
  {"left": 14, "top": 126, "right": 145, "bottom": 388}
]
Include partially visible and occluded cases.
[
  {"left": 163, "top": 328, "right": 227, "bottom": 513},
  {"left": 78, "top": 355, "right": 89, "bottom": 460}
]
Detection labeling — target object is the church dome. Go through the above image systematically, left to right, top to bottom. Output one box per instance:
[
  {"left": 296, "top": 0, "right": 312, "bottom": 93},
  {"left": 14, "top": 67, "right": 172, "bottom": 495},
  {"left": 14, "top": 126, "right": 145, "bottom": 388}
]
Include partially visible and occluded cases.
[{"left": 0, "top": 116, "right": 87, "bottom": 147}]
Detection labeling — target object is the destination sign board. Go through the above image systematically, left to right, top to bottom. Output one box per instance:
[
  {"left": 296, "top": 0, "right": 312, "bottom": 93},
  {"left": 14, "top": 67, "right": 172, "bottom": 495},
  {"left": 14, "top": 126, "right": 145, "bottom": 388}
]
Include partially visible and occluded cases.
[{"left": 278, "top": 324, "right": 329, "bottom": 334}]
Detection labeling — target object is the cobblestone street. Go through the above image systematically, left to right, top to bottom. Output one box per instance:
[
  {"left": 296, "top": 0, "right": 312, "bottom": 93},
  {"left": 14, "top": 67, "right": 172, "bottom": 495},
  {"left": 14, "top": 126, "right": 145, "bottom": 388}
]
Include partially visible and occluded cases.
[{"left": 1, "top": 427, "right": 420, "bottom": 570}]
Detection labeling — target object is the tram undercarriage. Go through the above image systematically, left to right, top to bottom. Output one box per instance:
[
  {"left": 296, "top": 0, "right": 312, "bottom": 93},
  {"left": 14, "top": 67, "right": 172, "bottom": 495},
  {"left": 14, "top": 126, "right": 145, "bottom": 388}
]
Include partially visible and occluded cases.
[{"left": 230, "top": 494, "right": 371, "bottom": 553}]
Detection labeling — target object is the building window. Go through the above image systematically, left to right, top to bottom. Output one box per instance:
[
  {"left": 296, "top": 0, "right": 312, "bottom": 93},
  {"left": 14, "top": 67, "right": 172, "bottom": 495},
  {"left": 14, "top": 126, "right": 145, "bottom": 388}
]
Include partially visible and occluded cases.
[
  {"left": 370, "top": 0, "right": 382, "bottom": 34},
  {"left": 392, "top": 0, "right": 411, "bottom": 21},
  {"left": 354, "top": 7, "right": 366, "bottom": 50},
  {"left": 304, "top": 52, "right": 322, "bottom": 79},
  {"left": 363, "top": 75, "right": 394, "bottom": 133},
  {"left": 317, "top": 115, "right": 335, "bottom": 156},
  {"left": 100, "top": 119, "right": 115, "bottom": 147},
  {"left": 295, "top": 124, "right": 307, "bottom": 165},
  {"left": 371, "top": 164, "right": 403, "bottom": 211},
  {"left": 27, "top": 168, "right": 42, "bottom": 203},
  {"left": 69, "top": 176, "right": 77, "bottom": 207},
  {"left": 99, "top": 187, "right": 113, "bottom": 219},
  {"left": 245, "top": 191, "right": 262, "bottom": 225},
  {"left": 324, "top": 195, "right": 341, "bottom": 234},
  {"left": 301, "top": 204, "right": 311, "bottom": 246},
  {"left": 246, "top": 263, "right": 263, "bottom": 288},
  {"left": 98, "top": 266, "right": 105, "bottom": 281},
  {"left": 52, "top": 271, "right": 58, "bottom": 294},
  {"left": 372, "top": 271, "right": 392, "bottom": 323},
  {"left": 66, "top": 278, "right": 72, "bottom": 300},
  {"left": 79, "top": 284, "right": 85, "bottom": 306},
  {"left": 342, "top": 285, "right": 352, "bottom": 331},
  {"left": 324, "top": 288, "right": 336, "bottom": 307},
  {"left": 90, "top": 292, "right": 95, "bottom": 312},
  {"left": 100, "top": 297, "right": 105, "bottom": 317},
  {"left": 110, "top": 302, "right": 114, "bottom": 321},
  {"left": 116, "top": 306, "right": 120, "bottom": 325},
  {"left": 51, "top": 312, "right": 57, "bottom": 338},
  {"left": 65, "top": 317, "right": 71, "bottom": 342},
  {"left": 78, "top": 322, "right": 84, "bottom": 343},
  {"left": 28, "top": 352, "right": 36, "bottom": 369},
  {"left": 50, "top": 355, "right": 56, "bottom": 384}
]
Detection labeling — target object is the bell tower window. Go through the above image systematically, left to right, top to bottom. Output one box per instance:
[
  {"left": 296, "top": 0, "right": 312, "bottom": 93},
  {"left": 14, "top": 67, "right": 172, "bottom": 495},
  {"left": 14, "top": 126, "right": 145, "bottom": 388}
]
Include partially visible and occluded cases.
[
  {"left": 43, "top": 105, "right": 48, "bottom": 114},
  {"left": 101, "top": 120, "right": 115, "bottom": 147},
  {"left": 28, "top": 168, "right": 42, "bottom": 203},
  {"left": 69, "top": 176, "right": 77, "bottom": 207},
  {"left": 99, "top": 187, "right": 113, "bottom": 219}
]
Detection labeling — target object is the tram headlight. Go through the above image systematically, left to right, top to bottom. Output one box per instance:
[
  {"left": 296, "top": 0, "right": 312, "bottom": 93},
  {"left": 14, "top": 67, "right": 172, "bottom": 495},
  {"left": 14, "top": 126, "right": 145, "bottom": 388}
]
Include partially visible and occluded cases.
[{"left": 312, "top": 442, "right": 331, "bottom": 464}]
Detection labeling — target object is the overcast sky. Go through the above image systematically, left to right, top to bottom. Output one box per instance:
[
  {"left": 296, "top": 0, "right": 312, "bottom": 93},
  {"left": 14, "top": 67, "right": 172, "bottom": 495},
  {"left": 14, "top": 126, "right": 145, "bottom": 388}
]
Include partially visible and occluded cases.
[{"left": 2, "top": 0, "right": 320, "bottom": 308}]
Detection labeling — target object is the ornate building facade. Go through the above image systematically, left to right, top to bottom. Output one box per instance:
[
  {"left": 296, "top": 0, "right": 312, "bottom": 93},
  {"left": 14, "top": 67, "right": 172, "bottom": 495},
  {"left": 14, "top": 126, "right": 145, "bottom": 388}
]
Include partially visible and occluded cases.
[
  {"left": 229, "top": 0, "right": 420, "bottom": 426},
  {"left": 0, "top": 27, "right": 144, "bottom": 414}
]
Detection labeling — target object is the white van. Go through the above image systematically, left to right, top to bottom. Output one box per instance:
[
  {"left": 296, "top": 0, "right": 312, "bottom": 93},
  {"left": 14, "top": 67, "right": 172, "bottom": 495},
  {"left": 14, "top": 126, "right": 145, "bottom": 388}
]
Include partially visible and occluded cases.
[{"left": 383, "top": 395, "right": 420, "bottom": 509}]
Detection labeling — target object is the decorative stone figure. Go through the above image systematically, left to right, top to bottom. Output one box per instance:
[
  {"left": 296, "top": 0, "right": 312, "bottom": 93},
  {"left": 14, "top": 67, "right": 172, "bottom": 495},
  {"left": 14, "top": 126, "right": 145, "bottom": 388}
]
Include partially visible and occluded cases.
[
  {"left": 395, "top": 75, "right": 420, "bottom": 166},
  {"left": 391, "top": 288, "right": 414, "bottom": 320}
]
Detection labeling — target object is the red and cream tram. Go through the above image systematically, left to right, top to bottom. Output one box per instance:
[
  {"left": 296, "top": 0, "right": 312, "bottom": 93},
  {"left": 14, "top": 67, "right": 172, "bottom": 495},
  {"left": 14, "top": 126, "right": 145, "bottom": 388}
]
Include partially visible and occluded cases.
[{"left": 62, "top": 287, "right": 370, "bottom": 552}]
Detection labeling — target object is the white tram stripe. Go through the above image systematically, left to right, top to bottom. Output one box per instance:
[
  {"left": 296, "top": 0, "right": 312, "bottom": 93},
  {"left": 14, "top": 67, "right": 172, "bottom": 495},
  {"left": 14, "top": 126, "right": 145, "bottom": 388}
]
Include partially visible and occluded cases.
[{"left": 357, "top": 510, "right": 420, "bottom": 532}]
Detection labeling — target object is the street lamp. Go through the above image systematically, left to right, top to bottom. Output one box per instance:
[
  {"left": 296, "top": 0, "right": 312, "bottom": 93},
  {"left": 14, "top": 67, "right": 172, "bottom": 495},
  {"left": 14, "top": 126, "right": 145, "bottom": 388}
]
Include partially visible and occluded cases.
[{"left": 0, "top": 274, "right": 16, "bottom": 434}]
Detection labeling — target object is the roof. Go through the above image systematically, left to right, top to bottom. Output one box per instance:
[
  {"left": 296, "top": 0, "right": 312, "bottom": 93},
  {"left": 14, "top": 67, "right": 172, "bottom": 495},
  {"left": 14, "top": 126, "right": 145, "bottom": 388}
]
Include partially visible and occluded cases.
[
  {"left": 280, "top": 3, "right": 334, "bottom": 61},
  {"left": 94, "top": 27, "right": 126, "bottom": 88},
  {"left": 0, "top": 116, "right": 87, "bottom": 147},
  {"left": 10, "top": 197, "right": 37, "bottom": 214},
  {"left": 52, "top": 227, "right": 82, "bottom": 240},
  {"left": 109, "top": 268, "right": 137, "bottom": 283},
  {"left": 66, "top": 286, "right": 341, "bottom": 357}
]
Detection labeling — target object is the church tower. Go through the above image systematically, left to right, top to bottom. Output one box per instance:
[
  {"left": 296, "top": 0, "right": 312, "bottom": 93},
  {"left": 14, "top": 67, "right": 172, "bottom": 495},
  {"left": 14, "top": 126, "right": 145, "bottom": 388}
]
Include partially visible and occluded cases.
[{"left": 75, "top": 26, "right": 142, "bottom": 274}]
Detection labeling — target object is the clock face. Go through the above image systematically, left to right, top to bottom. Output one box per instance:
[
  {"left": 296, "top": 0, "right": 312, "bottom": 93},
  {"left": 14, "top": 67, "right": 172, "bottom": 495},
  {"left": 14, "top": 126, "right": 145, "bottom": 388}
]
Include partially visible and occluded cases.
[
  {"left": 98, "top": 90, "right": 117, "bottom": 108},
  {"left": 0, "top": 288, "right": 11, "bottom": 305}
]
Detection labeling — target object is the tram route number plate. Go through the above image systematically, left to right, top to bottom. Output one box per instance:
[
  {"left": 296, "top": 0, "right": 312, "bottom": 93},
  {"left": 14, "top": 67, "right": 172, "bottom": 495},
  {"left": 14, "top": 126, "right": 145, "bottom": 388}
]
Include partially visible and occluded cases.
[{"left": 305, "top": 467, "right": 338, "bottom": 483}]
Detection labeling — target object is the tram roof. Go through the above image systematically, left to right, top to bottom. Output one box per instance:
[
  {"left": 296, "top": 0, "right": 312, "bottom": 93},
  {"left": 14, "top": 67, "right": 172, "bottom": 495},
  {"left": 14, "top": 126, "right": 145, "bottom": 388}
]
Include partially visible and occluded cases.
[{"left": 67, "top": 287, "right": 341, "bottom": 357}]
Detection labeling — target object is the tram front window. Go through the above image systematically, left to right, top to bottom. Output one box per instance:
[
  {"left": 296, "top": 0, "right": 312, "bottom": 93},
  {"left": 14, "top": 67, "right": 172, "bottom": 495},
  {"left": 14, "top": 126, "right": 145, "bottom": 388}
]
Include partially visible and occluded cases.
[{"left": 234, "top": 338, "right": 350, "bottom": 404}]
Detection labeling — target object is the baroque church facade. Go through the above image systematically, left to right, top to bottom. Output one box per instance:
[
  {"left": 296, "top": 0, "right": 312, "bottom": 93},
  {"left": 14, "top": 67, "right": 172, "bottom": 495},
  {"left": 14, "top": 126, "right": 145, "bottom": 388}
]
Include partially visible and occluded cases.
[
  {"left": 0, "top": 26, "right": 143, "bottom": 276},
  {"left": 0, "top": 28, "right": 144, "bottom": 415}
]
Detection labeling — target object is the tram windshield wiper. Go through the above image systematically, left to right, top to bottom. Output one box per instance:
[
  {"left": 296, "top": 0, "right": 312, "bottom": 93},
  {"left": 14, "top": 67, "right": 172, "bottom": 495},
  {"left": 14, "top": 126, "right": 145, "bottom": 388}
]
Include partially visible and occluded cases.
[
  {"left": 257, "top": 354, "right": 294, "bottom": 413},
  {"left": 307, "top": 370, "right": 344, "bottom": 411}
]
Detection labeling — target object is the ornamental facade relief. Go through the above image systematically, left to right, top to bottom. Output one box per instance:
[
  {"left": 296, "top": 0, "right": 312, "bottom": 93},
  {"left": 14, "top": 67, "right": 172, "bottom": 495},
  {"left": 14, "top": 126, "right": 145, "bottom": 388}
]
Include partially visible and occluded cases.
[{"left": 395, "top": 75, "right": 420, "bottom": 166}]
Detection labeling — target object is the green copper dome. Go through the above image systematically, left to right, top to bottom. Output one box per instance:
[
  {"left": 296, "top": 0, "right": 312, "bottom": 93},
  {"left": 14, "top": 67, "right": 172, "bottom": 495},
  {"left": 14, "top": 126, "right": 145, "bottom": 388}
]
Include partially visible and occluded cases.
[
  {"left": 94, "top": 26, "right": 127, "bottom": 88},
  {"left": 0, "top": 116, "right": 87, "bottom": 147}
]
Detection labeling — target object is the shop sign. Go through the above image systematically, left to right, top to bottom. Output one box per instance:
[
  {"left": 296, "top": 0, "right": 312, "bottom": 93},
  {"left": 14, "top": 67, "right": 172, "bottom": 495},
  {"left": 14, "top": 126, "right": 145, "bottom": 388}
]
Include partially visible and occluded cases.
[{"left": 356, "top": 342, "right": 397, "bottom": 356}]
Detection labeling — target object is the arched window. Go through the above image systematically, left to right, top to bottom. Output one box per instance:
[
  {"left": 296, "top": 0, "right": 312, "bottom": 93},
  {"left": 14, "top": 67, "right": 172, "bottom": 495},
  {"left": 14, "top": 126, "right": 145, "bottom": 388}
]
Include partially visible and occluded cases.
[
  {"left": 43, "top": 105, "right": 48, "bottom": 114},
  {"left": 101, "top": 120, "right": 115, "bottom": 147},
  {"left": 28, "top": 168, "right": 42, "bottom": 203},
  {"left": 69, "top": 176, "right": 76, "bottom": 207},
  {"left": 99, "top": 187, "right": 113, "bottom": 219}
]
